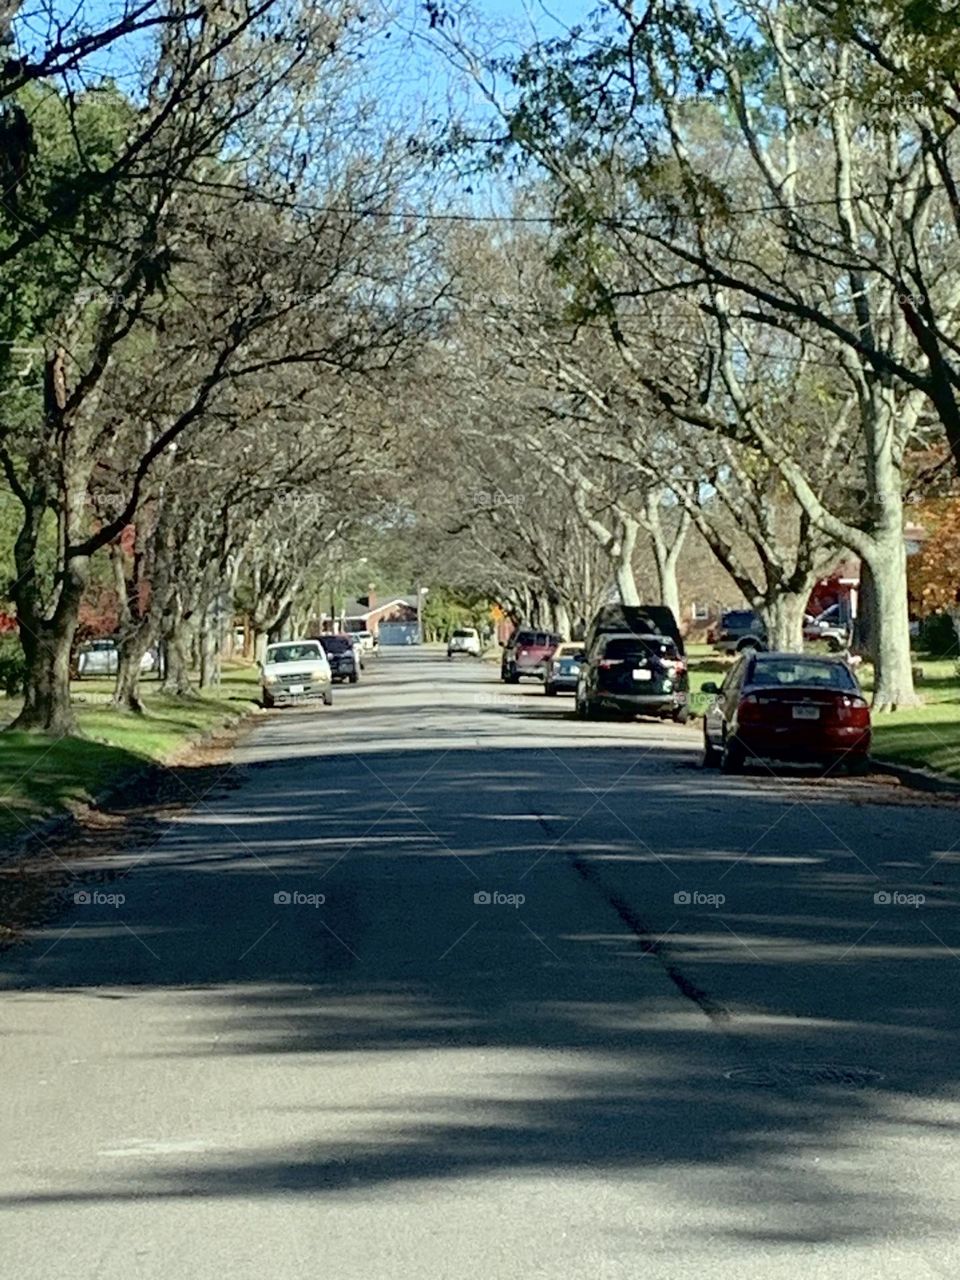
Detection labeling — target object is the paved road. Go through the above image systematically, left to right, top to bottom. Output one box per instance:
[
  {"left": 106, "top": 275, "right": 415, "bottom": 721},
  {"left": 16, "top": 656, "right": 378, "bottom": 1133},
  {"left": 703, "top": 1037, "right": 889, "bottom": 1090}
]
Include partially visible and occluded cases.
[{"left": 3, "top": 649, "right": 960, "bottom": 1279}]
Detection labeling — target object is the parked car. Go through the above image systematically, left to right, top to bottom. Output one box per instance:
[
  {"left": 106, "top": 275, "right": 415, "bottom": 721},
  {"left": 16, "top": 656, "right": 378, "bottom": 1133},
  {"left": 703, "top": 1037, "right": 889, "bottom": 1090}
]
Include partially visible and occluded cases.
[
  {"left": 584, "top": 603, "right": 685, "bottom": 659},
  {"left": 803, "top": 605, "right": 850, "bottom": 652},
  {"left": 709, "top": 609, "right": 767, "bottom": 654},
  {"left": 447, "top": 627, "right": 481, "bottom": 658},
  {"left": 500, "top": 628, "right": 563, "bottom": 682},
  {"left": 349, "top": 629, "right": 378, "bottom": 655},
  {"left": 576, "top": 632, "right": 689, "bottom": 721},
  {"left": 318, "top": 633, "right": 360, "bottom": 683},
  {"left": 348, "top": 634, "right": 366, "bottom": 670},
  {"left": 76, "top": 638, "right": 157, "bottom": 678},
  {"left": 260, "top": 639, "right": 332, "bottom": 708},
  {"left": 544, "top": 642, "right": 586, "bottom": 696},
  {"left": 701, "top": 651, "right": 871, "bottom": 773}
]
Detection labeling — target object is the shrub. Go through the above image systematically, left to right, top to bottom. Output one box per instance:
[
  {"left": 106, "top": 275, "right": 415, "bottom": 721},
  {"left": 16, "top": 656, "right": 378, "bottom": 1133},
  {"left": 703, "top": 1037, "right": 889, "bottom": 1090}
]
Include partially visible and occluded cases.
[
  {"left": 917, "top": 612, "right": 960, "bottom": 658},
  {"left": 0, "top": 636, "right": 27, "bottom": 697}
]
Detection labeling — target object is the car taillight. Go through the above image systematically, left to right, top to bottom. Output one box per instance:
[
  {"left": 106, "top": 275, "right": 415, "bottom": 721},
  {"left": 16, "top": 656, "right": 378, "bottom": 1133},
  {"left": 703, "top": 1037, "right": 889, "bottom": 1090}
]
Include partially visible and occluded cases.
[
  {"left": 598, "top": 659, "right": 618, "bottom": 669},
  {"left": 737, "top": 693, "right": 762, "bottom": 722},
  {"left": 835, "top": 695, "right": 870, "bottom": 726}
]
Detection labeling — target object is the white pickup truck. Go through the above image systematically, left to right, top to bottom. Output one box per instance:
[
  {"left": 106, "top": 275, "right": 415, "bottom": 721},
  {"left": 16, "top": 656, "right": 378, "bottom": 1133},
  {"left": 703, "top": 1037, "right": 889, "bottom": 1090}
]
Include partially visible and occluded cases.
[{"left": 261, "top": 640, "right": 332, "bottom": 708}]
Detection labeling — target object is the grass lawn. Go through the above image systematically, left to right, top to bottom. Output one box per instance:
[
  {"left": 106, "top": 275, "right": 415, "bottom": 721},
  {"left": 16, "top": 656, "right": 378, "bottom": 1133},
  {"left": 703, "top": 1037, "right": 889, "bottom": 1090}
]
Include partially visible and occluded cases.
[
  {"left": 863, "top": 658, "right": 960, "bottom": 780},
  {"left": 0, "top": 663, "right": 260, "bottom": 842}
]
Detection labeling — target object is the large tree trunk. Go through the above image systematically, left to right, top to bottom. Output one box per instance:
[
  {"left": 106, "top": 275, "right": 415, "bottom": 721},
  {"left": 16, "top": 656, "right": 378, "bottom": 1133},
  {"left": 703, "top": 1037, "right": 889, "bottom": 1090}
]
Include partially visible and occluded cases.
[
  {"left": 647, "top": 495, "right": 689, "bottom": 620},
  {"left": 613, "top": 517, "right": 641, "bottom": 605},
  {"left": 863, "top": 528, "right": 919, "bottom": 711},
  {"left": 653, "top": 546, "right": 682, "bottom": 621},
  {"left": 10, "top": 558, "right": 86, "bottom": 735},
  {"left": 759, "top": 589, "right": 808, "bottom": 652},
  {"left": 13, "top": 618, "right": 77, "bottom": 735}
]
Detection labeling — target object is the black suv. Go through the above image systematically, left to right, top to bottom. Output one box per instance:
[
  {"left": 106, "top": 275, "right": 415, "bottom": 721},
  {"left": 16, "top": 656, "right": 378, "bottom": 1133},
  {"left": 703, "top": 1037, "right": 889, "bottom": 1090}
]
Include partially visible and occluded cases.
[
  {"left": 709, "top": 610, "right": 767, "bottom": 654},
  {"left": 576, "top": 631, "right": 690, "bottom": 722},
  {"left": 318, "top": 634, "right": 360, "bottom": 683}
]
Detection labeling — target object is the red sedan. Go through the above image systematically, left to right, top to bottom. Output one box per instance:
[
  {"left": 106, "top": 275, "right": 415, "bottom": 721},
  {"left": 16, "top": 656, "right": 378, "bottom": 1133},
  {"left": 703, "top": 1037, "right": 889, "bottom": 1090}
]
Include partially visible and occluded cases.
[{"left": 702, "top": 652, "right": 871, "bottom": 774}]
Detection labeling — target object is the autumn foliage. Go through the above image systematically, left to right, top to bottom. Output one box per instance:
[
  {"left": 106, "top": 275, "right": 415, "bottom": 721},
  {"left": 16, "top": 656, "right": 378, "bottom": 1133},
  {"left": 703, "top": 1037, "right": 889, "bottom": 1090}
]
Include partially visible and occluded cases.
[{"left": 908, "top": 500, "right": 960, "bottom": 614}]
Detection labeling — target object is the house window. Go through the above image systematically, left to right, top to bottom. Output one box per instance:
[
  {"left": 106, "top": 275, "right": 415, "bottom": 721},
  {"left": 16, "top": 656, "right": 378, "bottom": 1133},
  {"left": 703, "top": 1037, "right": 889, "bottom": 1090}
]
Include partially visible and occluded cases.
[{"left": 691, "top": 601, "right": 710, "bottom": 620}]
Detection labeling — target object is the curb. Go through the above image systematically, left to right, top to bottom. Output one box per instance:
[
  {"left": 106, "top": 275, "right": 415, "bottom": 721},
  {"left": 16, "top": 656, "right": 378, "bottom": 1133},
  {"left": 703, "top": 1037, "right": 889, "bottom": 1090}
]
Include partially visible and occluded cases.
[
  {"left": 0, "top": 702, "right": 260, "bottom": 870},
  {"left": 868, "top": 756, "right": 960, "bottom": 797}
]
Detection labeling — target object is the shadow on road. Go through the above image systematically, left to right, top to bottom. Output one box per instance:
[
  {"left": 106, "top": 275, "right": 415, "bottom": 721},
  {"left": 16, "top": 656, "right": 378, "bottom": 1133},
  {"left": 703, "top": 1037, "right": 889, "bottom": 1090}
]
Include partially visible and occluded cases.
[{"left": 2, "top": 709, "right": 960, "bottom": 1253}]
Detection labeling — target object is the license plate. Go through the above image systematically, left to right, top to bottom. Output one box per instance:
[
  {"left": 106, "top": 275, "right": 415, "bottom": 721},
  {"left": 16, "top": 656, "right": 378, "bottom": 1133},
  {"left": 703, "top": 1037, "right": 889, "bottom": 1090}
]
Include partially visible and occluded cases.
[
  {"left": 631, "top": 669, "right": 653, "bottom": 681},
  {"left": 288, "top": 684, "right": 305, "bottom": 695},
  {"left": 793, "top": 705, "right": 819, "bottom": 720}
]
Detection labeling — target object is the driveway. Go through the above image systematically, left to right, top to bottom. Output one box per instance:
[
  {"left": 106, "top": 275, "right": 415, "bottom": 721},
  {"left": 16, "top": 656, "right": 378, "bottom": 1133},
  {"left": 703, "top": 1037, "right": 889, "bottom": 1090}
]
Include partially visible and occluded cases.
[{"left": 2, "top": 649, "right": 960, "bottom": 1279}]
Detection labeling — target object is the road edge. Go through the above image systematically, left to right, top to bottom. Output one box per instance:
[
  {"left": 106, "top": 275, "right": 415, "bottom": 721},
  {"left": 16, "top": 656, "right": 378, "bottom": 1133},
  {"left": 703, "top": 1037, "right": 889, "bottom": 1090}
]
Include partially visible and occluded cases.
[{"left": 868, "top": 756, "right": 960, "bottom": 796}]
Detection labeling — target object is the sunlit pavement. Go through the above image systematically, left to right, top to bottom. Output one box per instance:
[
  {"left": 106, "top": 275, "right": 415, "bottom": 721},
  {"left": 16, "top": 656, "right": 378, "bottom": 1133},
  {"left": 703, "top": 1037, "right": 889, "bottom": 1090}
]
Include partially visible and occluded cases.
[{"left": 2, "top": 648, "right": 960, "bottom": 1279}]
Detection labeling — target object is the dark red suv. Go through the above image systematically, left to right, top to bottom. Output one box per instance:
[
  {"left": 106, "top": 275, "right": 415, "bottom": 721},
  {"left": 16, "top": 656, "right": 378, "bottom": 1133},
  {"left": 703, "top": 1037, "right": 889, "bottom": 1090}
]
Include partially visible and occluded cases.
[{"left": 501, "top": 628, "right": 563, "bottom": 683}]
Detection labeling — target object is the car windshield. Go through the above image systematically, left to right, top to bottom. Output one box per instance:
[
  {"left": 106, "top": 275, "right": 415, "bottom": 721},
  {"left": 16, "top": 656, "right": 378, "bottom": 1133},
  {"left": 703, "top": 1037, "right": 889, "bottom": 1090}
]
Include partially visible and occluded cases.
[
  {"left": 723, "top": 611, "right": 758, "bottom": 628},
  {"left": 452, "top": 629, "right": 474, "bottom": 638},
  {"left": 516, "top": 631, "right": 558, "bottom": 647},
  {"left": 603, "top": 636, "right": 678, "bottom": 661},
  {"left": 320, "top": 637, "right": 351, "bottom": 654},
  {"left": 265, "top": 643, "right": 322, "bottom": 664},
  {"left": 750, "top": 658, "right": 857, "bottom": 690}
]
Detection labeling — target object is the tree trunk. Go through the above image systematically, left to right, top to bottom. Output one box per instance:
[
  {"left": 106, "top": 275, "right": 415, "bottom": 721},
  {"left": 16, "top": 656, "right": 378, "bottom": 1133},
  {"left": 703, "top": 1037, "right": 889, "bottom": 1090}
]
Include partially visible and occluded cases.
[
  {"left": 647, "top": 496, "right": 689, "bottom": 621},
  {"left": 613, "top": 518, "right": 641, "bottom": 605},
  {"left": 864, "top": 530, "right": 921, "bottom": 710},
  {"left": 652, "top": 545, "right": 682, "bottom": 621},
  {"left": 10, "top": 559, "right": 87, "bottom": 735},
  {"left": 759, "top": 590, "right": 808, "bottom": 652},
  {"left": 554, "top": 600, "right": 572, "bottom": 639},
  {"left": 198, "top": 606, "right": 218, "bottom": 689},
  {"left": 161, "top": 618, "right": 195, "bottom": 697},
  {"left": 12, "top": 620, "right": 77, "bottom": 734},
  {"left": 253, "top": 629, "right": 268, "bottom": 664},
  {"left": 112, "top": 635, "right": 152, "bottom": 713}
]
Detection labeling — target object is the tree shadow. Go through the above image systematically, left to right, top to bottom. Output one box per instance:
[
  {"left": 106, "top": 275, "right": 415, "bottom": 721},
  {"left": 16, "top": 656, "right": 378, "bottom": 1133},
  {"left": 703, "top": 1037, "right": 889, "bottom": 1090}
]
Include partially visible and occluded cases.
[{"left": 2, "top": 726, "right": 960, "bottom": 1253}]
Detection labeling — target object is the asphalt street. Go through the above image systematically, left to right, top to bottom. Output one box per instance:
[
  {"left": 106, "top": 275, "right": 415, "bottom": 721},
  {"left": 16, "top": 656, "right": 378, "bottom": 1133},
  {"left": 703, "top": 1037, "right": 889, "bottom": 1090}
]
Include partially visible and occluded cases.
[{"left": 3, "top": 648, "right": 960, "bottom": 1279}]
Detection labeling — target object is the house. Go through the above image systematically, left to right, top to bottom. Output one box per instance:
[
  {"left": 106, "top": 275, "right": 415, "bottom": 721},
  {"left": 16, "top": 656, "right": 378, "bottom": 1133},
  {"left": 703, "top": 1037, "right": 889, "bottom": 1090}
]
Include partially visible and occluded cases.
[{"left": 313, "top": 591, "right": 422, "bottom": 644}]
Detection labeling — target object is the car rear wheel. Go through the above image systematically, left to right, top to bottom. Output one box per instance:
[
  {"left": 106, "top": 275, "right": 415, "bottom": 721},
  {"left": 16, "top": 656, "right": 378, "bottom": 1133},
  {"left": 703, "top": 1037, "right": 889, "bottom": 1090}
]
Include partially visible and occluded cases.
[
  {"left": 506, "top": 669, "right": 520, "bottom": 684},
  {"left": 349, "top": 672, "right": 358, "bottom": 684},
  {"left": 544, "top": 683, "right": 557, "bottom": 696},
  {"left": 322, "top": 691, "right": 333, "bottom": 707},
  {"left": 672, "top": 704, "right": 690, "bottom": 724},
  {"left": 721, "top": 735, "right": 746, "bottom": 774}
]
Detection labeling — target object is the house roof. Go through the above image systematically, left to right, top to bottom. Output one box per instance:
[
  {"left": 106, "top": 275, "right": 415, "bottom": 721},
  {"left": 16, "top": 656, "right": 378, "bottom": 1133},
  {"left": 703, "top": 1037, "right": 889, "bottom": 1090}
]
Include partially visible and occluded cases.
[{"left": 328, "top": 595, "right": 419, "bottom": 620}]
